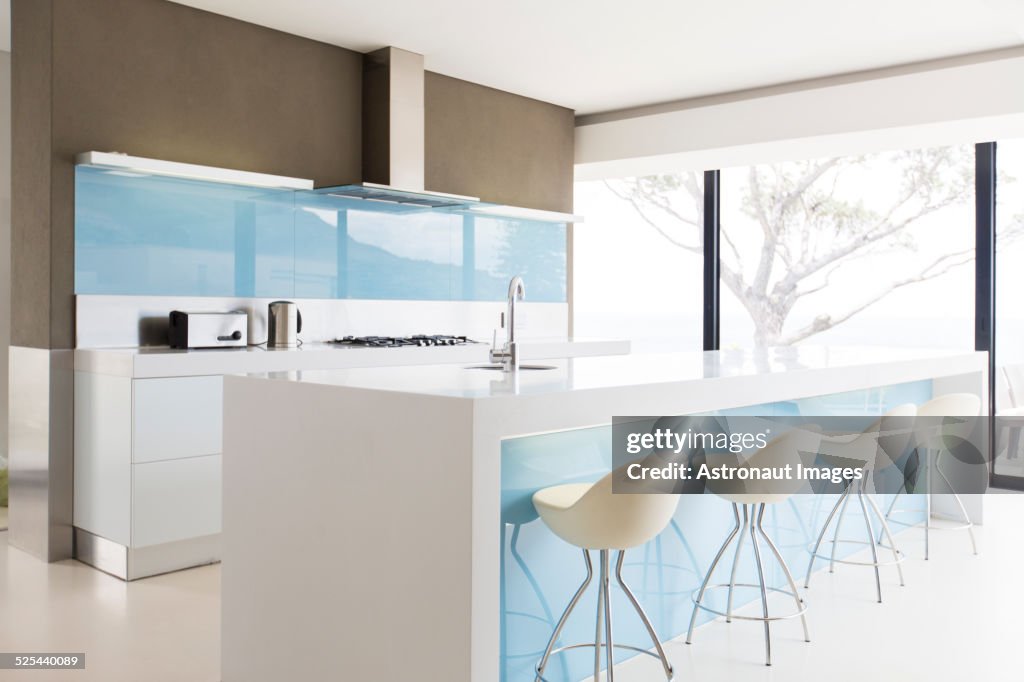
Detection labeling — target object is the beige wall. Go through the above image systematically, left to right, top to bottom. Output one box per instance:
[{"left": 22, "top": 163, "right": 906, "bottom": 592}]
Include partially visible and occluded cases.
[{"left": 425, "top": 72, "right": 575, "bottom": 214}]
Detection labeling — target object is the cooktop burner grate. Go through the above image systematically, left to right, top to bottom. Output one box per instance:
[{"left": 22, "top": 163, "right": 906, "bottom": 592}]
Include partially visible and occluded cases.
[{"left": 330, "top": 335, "right": 479, "bottom": 348}]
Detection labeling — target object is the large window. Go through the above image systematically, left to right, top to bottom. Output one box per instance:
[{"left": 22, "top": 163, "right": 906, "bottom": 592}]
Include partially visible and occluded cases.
[
  {"left": 574, "top": 142, "right": 1024, "bottom": 489},
  {"left": 574, "top": 146, "right": 978, "bottom": 353},
  {"left": 718, "top": 146, "right": 976, "bottom": 349},
  {"left": 573, "top": 175, "right": 703, "bottom": 350}
]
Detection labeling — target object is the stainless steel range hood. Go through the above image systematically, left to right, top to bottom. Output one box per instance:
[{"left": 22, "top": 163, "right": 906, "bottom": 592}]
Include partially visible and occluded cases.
[
  {"left": 319, "top": 47, "right": 581, "bottom": 223},
  {"left": 323, "top": 47, "right": 480, "bottom": 209},
  {"left": 323, "top": 182, "right": 477, "bottom": 209}
]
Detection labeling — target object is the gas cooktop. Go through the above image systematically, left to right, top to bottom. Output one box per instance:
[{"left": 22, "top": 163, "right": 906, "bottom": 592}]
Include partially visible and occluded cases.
[{"left": 330, "top": 335, "right": 480, "bottom": 348}]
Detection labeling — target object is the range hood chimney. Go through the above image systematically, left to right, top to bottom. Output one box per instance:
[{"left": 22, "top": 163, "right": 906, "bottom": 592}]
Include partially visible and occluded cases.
[
  {"left": 321, "top": 47, "right": 581, "bottom": 222},
  {"left": 322, "top": 47, "right": 477, "bottom": 209},
  {"left": 363, "top": 47, "right": 427, "bottom": 191}
]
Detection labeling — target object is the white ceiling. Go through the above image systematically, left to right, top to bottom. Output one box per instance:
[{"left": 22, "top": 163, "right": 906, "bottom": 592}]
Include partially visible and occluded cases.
[{"left": 100, "top": 1, "right": 1024, "bottom": 113}]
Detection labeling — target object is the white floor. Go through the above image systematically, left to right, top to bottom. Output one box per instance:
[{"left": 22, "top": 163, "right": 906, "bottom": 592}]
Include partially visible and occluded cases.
[
  {"left": 620, "top": 493, "right": 1024, "bottom": 682},
  {"left": 0, "top": 496, "right": 1022, "bottom": 681},
  {"left": 0, "top": 532, "right": 219, "bottom": 682}
]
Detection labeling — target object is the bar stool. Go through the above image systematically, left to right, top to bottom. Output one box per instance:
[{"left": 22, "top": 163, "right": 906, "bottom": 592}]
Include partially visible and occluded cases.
[
  {"left": 883, "top": 393, "right": 981, "bottom": 559},
  {"left": 804, "top": 404, "right": 916, "bottom": 602},
  {"left": 686, "top": 427, "right": 818, "bottom": 666},
  {"left": 532, "top": 472, "right": 678, "bottom": 681}
]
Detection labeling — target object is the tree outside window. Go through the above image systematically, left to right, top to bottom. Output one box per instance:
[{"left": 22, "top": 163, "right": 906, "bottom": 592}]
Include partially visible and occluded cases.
[{"left": 603, "top": 145, "right": 1021, "bottom": 349}]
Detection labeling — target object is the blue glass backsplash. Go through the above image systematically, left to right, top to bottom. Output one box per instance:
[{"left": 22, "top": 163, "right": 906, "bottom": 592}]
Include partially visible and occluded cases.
[{"left": 74, "top": 166, "right": 567, "bottom": 301}]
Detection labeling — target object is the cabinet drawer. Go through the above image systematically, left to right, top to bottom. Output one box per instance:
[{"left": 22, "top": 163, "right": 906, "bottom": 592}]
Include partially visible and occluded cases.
[
  {"left": 133, "top": 376, "right": 223, "bottom": 463},
  {"left": 132, "top": 454, "right": 222, "bottom": 547}
]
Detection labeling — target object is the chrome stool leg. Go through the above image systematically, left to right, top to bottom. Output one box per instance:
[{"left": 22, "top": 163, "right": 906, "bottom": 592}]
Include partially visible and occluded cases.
[
  {"left": 884, "top": 449, "right": 978, "bottom": 559},
  {"left": 925, "top": 452, "right": 932, "bottom": 560},
  {"left": 934, "top": 456, "right": 978, "bottom": 555},
  {"left": 806, "top": 480, "right": 906, "bottom": 600},
  {"left": 855, "top": 480, "right": 883, "bottom": 603},
  {"left": 878, "top": 484, "right": 905, "bottom": 546},
  {"left": 883, "top": 484, "right": 903, "bottom": 521},
  {"left": 804, "top": 487, "right": 850, "bottom": 588},
  {"left": 829, "top": 487, "right": 853, "bottom": 573},
  {"left": 865, "top": 494, "right": 905, "bottom": 586},
  {"left": 689, "top": 503, "right": 809, "bottom": 667},
  {"left": 687, "top": 504, "right": 741, "bottom": 643},
  {"left": 726, "top": 504, "right": 749, "bottom": 622},
  {"left": 750, "top": 504, "right": 772, "bottom": 666},
  {"left": 757, "top": 506, "right": 809, "bottom": 643},
  {"left": 624, "top": 521, "right": 702, "bottom": 630},
  {"left": 536, "top": 547, "right": 674, "bottom": 682},
  {"left": 536, "top": 549, "right": 593, "bottom": 680},
  {"left": 600, "top": 550, "right": 614, "bottom": 682},
  {"left": 615, "top": 551, "right": 674, "bottom": 679},
  {"left": 593, "top": 556, "right": 603, "bottom": 682}
]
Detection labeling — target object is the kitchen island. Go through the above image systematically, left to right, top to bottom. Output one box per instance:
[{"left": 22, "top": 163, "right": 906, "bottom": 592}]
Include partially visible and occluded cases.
[{"left": 220, "top": 347, "right": 987, "bottom": 682}]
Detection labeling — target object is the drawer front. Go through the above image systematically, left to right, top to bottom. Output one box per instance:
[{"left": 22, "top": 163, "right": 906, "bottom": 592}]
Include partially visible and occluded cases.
[
  {"left": 133, "top": 376, "right": 223, "bottom": 463},
  {"left": 132, "top": 454, "right": 222, "bottom": 547}
]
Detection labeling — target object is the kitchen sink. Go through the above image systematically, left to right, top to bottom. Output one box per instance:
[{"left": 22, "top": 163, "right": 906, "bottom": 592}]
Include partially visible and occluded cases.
[{"left": 466, "top": 364, "right": 557, "bottom": 371}]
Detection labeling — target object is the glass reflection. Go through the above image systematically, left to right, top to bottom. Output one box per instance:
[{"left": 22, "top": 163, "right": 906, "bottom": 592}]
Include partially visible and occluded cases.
[
  {"left": 75, "top": 166, "right": 295, "bottom": 297},
  {"left": 76, "top": 167, "right": 568, "bottom": 303}
]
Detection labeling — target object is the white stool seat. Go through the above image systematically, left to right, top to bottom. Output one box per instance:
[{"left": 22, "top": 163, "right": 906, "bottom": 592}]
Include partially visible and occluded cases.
[
  {"left": 709, "top": 426, "right": 821, "bottom": 506},
  {"left": 533, "top": 474, "right": 680, "bottom": 551},
  {"left": 532, "top": 482, "right": 590, "bottom": 512}
]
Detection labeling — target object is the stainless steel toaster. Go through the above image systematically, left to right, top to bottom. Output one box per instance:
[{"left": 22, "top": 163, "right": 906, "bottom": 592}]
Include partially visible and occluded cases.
[{"left": 168, "top": 310, "right": 248, "bottom": 349}]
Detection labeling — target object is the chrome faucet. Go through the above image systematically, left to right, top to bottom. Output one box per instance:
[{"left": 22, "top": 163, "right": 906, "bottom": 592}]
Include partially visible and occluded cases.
[{"left": 490, "top": 275, "right": 526, "bottom": 371}]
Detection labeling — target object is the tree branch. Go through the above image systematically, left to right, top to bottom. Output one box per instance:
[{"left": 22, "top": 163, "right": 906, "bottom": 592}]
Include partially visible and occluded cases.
[
  {"left": 603, "top": 180, "right": 702, "bottom": 252},
  {"left": 777, "top": 248, "right": 975, "bottom": 345}
]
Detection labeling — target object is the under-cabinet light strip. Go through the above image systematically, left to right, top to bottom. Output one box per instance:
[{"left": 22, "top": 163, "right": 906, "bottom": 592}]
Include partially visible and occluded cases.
[{"left": 75, "top": 152, "right": 315, "bottom": 190}]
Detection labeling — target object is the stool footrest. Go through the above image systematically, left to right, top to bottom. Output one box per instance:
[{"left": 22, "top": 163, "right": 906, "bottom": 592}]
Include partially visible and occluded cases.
[
  {"left": 885, "top": 509, "right": 974, "bottom": 532},
  {"left": 808, "top": 540, "right": 906, "bottom": 567},
  {"left": 692, "top": 583, "right": 808, "bottom": 621},
  {"left": 536, "top": 643, "right": 673, "bottom": 681}
]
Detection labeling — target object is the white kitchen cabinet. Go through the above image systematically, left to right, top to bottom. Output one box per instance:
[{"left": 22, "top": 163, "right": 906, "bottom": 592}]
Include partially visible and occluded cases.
[
  {"left": 73, "top": 372, "right": 225, "bottom": 579},
  {"left": 132, "top": 376, "right": 223, "bottom": 463},
  {"left": 132, "top": 455, "right": 222, "bottom": 547}
]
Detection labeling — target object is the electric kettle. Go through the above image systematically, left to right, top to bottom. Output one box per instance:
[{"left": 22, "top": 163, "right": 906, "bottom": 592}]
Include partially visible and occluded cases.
[{"left": 267, "top": 301, "right": 302, "bottom": 348}]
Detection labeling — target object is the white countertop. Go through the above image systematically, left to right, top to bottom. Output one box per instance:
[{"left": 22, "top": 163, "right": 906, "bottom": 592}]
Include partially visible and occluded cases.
[
  {"left": 74, "top": 337, "right": 630, "bottom": 378},
  {"left": 245, "top": 346, "right": 988, "bottom": 401}
]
